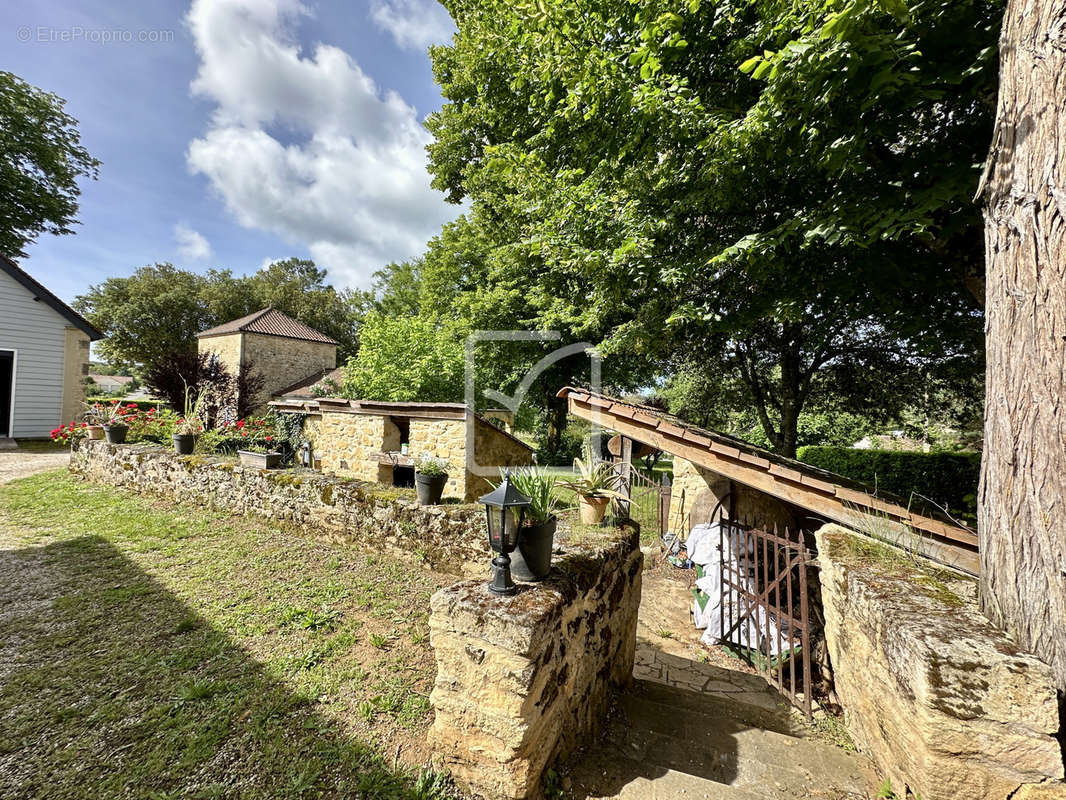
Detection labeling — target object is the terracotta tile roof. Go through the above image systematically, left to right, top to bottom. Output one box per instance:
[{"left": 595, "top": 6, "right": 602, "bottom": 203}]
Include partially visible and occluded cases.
[
  {"left": 196, "top": 308, "right": 338, "bottom": 345},
  {"left": 274, "top": 367, "right": 345, "bottom": 399},
  {"left": 557, "top": 386, "right": 979, "bottom": 575}
]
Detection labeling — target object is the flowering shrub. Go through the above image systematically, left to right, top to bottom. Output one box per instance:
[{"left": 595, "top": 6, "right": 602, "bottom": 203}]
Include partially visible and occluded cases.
[{"left": 50, "top": 421, "right": 88, "bottom": 445}]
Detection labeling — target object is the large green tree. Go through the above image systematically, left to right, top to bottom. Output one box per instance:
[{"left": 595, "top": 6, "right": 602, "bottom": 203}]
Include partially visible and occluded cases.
[
  {"left": 425, "top": 0, "right": 996, "bottom": 456},
  {"left": 0, "top": 71, "right": 99, "bottom": 259},
  {"left": 75, "top": 259, "right": 362, "bottom": 370}
]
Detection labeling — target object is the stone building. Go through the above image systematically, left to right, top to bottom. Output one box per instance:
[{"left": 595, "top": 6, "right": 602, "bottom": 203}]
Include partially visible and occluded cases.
[
  {"left": 196, "top": 308, "right": 337, "bottom": 411},
  {"left": 270, "top": 397, "right": 535, "bottom": 502}
]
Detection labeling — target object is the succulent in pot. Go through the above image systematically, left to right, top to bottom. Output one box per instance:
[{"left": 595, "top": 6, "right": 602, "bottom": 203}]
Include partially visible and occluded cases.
[
  {"left": 88, "top": 400, "right": 133, "bottom": 444},
  {"left": 558, "top": 446, "right": 625, "bottom": 525},
  {"left": 414, "top": 456, "right": 449, "bottom": 505},
  {"left": 502, "top": 467, "right": 562, "bottom": 581}
]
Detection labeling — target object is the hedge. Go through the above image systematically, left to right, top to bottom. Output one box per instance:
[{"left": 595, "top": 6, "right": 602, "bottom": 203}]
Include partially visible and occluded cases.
[{"left": 796, "top": 446, "right": 980, "bottom": 519}]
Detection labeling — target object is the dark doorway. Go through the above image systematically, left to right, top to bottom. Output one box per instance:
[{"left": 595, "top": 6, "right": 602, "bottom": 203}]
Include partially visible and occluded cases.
[{"left": 0, "top": 351, "right": 12, "bottom": 437}]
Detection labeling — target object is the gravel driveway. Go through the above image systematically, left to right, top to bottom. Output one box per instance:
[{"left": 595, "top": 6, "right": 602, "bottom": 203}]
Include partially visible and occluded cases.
[{"left": 0, "top": 451, "right": 69, "bottom": 484}]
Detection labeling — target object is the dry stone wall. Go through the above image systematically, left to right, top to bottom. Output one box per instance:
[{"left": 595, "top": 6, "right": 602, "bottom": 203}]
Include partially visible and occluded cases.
[
  {"left": 70, "top": 439, "right": 489, "bottom": 576},
  {"left": 816, "top": 524, "right": 1064, "bottom": 800},
  {"left": 429, "top": 529, "right": 642, "bottom": 800}
]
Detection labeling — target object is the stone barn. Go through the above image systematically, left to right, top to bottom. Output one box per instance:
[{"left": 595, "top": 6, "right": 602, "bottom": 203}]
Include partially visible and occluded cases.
[
  {"left": 196, "top": 308, "right": 337, "bottom": 411},
  {"left": 269, "top": 397, "right": 535, "bottom": 502}
]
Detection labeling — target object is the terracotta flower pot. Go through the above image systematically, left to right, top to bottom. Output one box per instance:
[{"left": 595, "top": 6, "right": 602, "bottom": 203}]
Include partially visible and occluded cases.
[
  {"left": 86, "top": 425, "right": 105, "bottom": 441},
  {"left": 578, "top": 495, "right": 611, "bottom": 524}
]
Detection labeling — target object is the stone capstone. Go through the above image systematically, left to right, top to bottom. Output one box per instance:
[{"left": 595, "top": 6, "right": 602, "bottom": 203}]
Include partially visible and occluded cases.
[{"left": 815, "top": 524, "right": 1064, "bottom": 800}]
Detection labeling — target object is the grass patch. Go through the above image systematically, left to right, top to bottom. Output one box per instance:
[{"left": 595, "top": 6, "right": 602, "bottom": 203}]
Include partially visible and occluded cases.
[{"left": 0, "top": 471, "right": 457, "bottom": 799}]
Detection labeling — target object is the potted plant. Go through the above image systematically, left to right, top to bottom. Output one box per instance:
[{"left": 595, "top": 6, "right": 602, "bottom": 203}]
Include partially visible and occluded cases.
[
  {"left": 172, "top": 387, "right": 206, "bottom": 455},
  {"left": 99, "top": 401, "right": 131, "bottom": 444},
  {"left": 81, "top": 402, "right": 107, "bottom": 440},
  {"left": 237, "top": 441, "right": 282, "bottom": 469},
  {"left": 559, "top": 447, "right": 625, "bottom": 524},
  {"left": 414, "top": 456, "right": 449, "bottom": 505},
  {"left": 505, "top": 467, "right": 562, "bottom": 581}
]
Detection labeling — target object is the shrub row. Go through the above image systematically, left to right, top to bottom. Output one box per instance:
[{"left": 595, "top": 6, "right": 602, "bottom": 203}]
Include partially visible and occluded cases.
[{"left": 796, "top": 446, "right": 980, "bottom": 519}]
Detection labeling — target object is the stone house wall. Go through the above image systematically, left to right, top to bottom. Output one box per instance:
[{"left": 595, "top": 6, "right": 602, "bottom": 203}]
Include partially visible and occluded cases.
[
  {"left": 61, "top": 327, "right": 91, "bottom": 425},
  {"left": 198, "top": 331, "right": 337, "bottom": 411},
  {"left": 241, "top": 332, "right": 336, "bottom": 407},
  {"left": 296, "top": 406, "right": 534, "bottom": 502},
  {"left": 69, "top": 439, "right": 489, "bottom": 576},
  {"left": 668, "top": 456, "right": 796, "bottom": 537},
  {"left": 815, "top": 524, "right": 1064, "bottom": 800},
  {"left": 429, "top": 528, "right": 642, "bottom": 800}
]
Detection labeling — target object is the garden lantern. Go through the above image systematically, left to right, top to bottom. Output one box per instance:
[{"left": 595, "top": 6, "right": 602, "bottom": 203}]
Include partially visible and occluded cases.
[{"left": 479, "top": 471, "right": 532, "bottom": 596}]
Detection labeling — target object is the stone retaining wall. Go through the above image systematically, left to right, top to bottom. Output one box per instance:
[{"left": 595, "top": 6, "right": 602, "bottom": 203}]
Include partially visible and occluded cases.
[
  {"left": 70, "top": 439, "right": 489, "bottom": 576},
  {"left": 816, "top": 524, "right": 1064, "bottom": 800},
  {"left": 429, "top": 529, "right": 642, "bottom": 800}
]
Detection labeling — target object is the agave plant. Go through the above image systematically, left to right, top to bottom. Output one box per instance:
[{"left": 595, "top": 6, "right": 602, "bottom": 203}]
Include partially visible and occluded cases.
[
  {"left": 558, "top": 446, "right": 625, "bottom": 501},
  {"left": 500, "top": 467, "right": 563, "bottom": 525}
]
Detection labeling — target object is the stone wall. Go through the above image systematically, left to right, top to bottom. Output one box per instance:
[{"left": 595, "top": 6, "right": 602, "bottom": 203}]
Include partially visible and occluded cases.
[
  {"left": 61, "top": 326, "right": 91, "bottom": 427},
  {"left": 198, "top": 331, "right": 243, "bottom": 375},
  {"left": 242, "top": 332, "right": 336, "bottom": 408},
  {"left": 298, "top": 406, "right": 534, "bottom": 503},
  {"left": 70, "top": 439, "right": 489, "bottom": 576},
  {"left": 668, "top": 456, "right": 796, "bottom": 537},
  {"left": 816, "top": 524, "right": 1064, "bottom": 800},
  {"left": 429, "top": 528, "right": 642, "bottom": 800}
]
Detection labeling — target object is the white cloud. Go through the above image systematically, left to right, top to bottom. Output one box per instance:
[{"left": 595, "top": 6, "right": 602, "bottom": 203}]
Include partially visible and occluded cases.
[
  {"left": 185, "top": 0, "right": 459, "bottom": 288},
  {"left": 369, "top": 0, "right": 454, "bottom": 50},
  {"left": 174, "top": 223, "right": 213, "bottom": 262}
]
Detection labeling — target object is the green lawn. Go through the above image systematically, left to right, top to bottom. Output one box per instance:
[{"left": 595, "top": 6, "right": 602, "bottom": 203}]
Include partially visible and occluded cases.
[{"left": 0, "top": 471, "right": 458, "bottom": 799}]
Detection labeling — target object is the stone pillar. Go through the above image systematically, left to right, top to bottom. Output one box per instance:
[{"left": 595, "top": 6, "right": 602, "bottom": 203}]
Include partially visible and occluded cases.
[
  {"left": 816, "top": 524, "right": 1064, "bottom": 800},
  {"left": 428, "top": 530, "right": 642, "bottom": 800}
]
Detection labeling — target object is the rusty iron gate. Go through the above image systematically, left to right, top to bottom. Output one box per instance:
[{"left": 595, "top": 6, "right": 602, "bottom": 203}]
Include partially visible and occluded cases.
[
  {"left": 611, "top": 460, "right": 672, "bottom": 538},
  {"left": 719, "top": 522, "right": 813, "bottom": 718}
]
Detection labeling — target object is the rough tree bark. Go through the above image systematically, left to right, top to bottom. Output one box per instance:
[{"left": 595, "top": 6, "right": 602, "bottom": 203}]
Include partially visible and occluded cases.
[{"left": 979, "top": 0, "right": 1066, "bottom": 693}]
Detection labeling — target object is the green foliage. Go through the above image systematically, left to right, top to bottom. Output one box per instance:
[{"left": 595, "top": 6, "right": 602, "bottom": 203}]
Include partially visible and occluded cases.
[
  {"left": 423, "top": 0, "right": 994, "bottom": 455},
  {"left": 0, "top": 71, "right": 100, "bottom": 259},
  {"left": 74, "top": 259, "right": 361, "bottom": 369},
  {"left": 338, "top": 312, "right": 467, "bottom": 403},
  {"left": 797, "top": 445, "right": 980, "bottom": 518},
  {"left": 414, "top": 456, "right": 450, "bottom": 478},
  {"left": 500, "top": 466, "right": 564, "bottom": 523}
]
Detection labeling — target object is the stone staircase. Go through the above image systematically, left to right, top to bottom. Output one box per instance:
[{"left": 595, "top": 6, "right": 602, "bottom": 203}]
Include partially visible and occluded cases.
[{"left": 569, "top": 677, "right": 874, "bottom": 799}]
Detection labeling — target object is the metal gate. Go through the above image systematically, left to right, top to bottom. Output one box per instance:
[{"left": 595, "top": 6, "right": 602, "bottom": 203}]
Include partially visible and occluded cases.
[
  {"left": 611, "top": 461, "right": 672, "bottom": 538},
  {"left": 719, "top": 522, "right": 813, "bottom": 718}
]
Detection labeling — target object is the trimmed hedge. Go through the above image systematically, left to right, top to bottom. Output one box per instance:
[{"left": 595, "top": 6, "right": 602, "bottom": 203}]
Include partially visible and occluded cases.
[{"left": 796, "top": 446, "right": 980, "bottom": 519}]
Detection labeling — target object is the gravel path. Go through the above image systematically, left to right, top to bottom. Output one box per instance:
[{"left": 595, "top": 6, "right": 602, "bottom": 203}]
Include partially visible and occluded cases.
[{"left": 0, "top": 451, "right": 69, "bottom": 484}]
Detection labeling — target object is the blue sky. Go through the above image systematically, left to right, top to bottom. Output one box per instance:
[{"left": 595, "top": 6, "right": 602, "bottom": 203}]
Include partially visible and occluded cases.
[{"left": 6, "top": 0, "right": 459, "bottom": 304}]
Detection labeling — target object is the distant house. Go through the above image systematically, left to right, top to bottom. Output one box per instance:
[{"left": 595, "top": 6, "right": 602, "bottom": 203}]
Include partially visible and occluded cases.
[
  {"left": 0, "top": 255, "right": 102, "bottom": 438},
  {"left": 196, "top": 308, "right": 338, "bottom": 411},
  {"left": 87, "top": 373, "right": 134, "bottom": 395}
]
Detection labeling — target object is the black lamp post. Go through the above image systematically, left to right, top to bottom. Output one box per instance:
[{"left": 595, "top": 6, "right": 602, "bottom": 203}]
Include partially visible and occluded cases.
[{"left": 479, "top": 471, "right": 532, "bottom": 596}]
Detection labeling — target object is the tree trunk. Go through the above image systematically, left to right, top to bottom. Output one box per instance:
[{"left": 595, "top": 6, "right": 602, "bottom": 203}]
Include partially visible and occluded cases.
[
  {"left": 980, "top": 0, "right": 1066, "bottom": 693},
  {"left": 544, "top": 393, "right": 569, "bottom": 463}
]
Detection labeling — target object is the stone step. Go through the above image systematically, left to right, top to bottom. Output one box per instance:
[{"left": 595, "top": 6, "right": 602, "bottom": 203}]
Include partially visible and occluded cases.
[
  {"left": 634, "top": 677, "right": 808, "bottom": 737},
  {"left": 599, "top": 683, "right": 872, "bottom": 799},
  {"left": 569, "top": 760, "right": 769, "bottom": 800}
]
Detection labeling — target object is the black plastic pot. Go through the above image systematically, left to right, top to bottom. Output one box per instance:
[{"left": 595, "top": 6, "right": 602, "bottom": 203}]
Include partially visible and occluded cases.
[
  {"left": 103, "top": 423, "right": 128, "bottom": 444},
  {"left": 172, "top": 433, "right": 196, "bottom": 455},
  {"left": 415, "top": 472, "right": 448, "bottom": 505},
  {"left": 512, "top": 516, "right": 557, "bottom": 582}
]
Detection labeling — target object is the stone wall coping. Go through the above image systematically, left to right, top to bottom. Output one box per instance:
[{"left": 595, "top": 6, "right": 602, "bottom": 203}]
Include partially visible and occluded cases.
[{"left": 430, "top": 530, "right": 638, "bottom": 657}]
